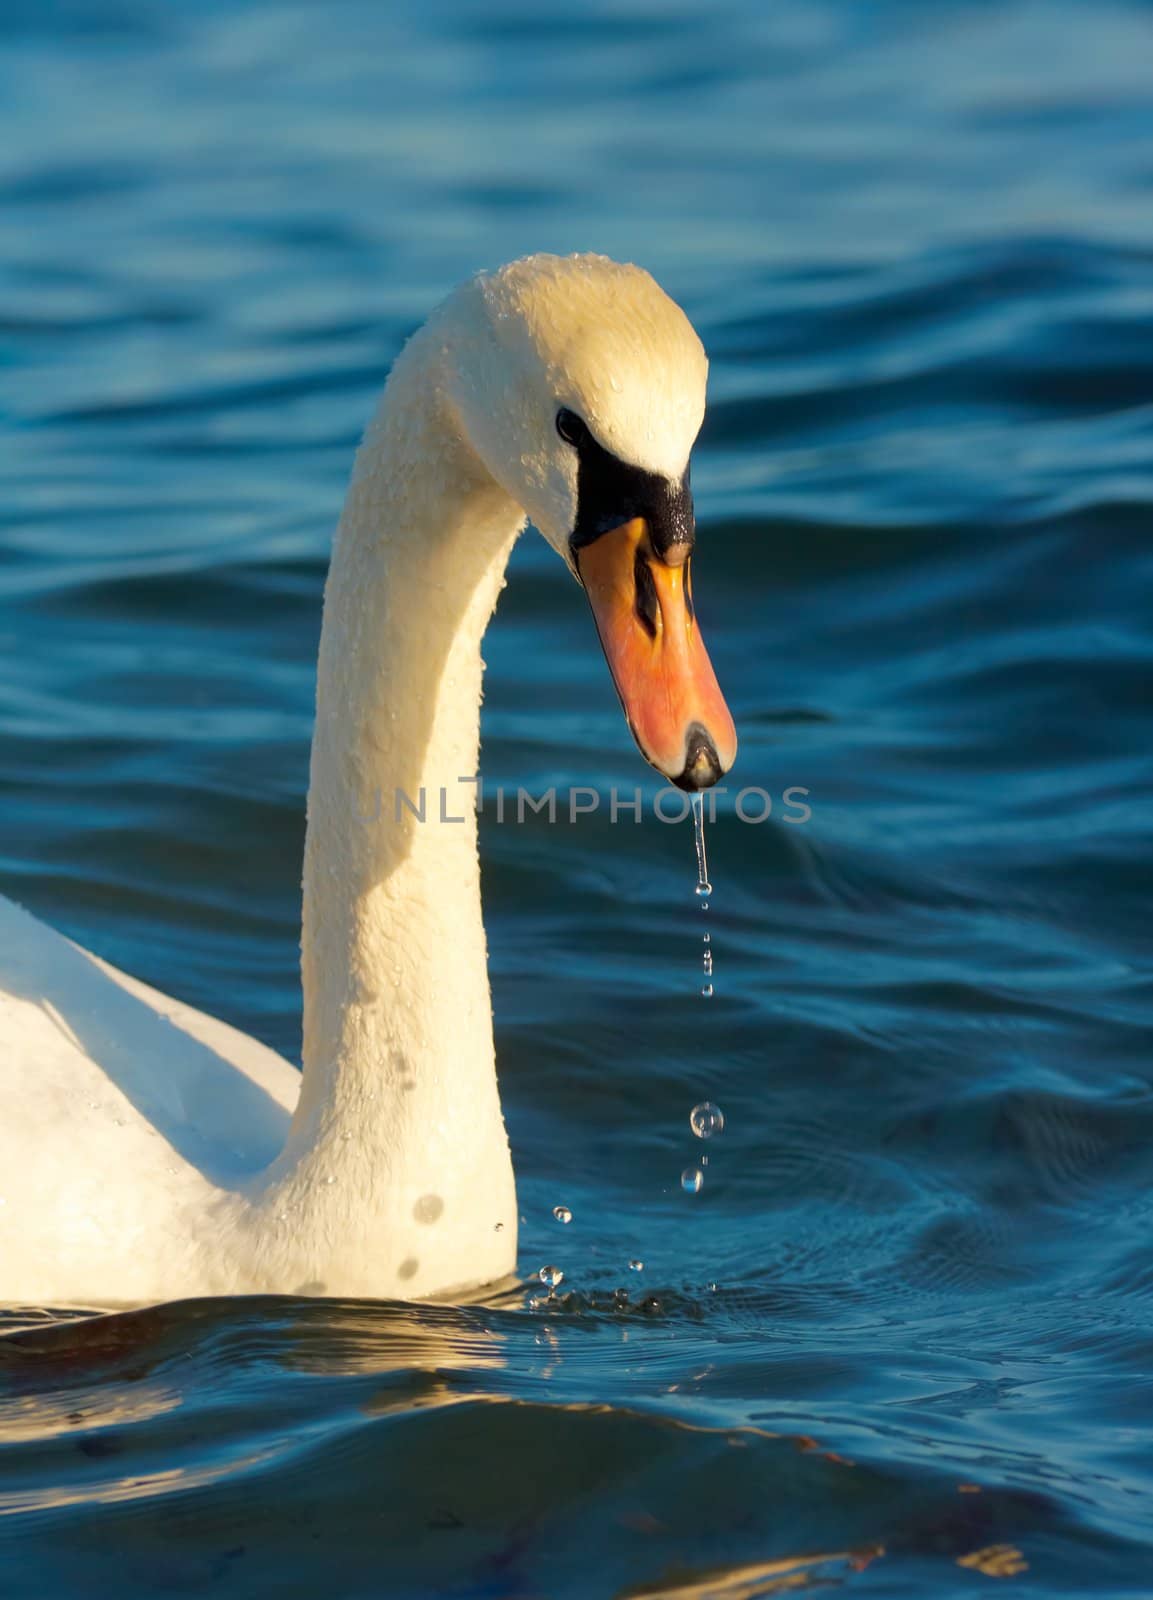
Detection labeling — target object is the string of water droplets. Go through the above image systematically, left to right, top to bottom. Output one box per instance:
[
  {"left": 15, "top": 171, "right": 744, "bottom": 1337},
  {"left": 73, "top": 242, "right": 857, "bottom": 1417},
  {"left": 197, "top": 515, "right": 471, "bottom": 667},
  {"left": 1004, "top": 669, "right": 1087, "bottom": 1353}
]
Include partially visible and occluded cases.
[
  {"left": 691, "top": 792, "right": 713, "bottom": 997},
  {"left": 682, "top": 794, "right": 723, "bottom": 1196},
  {"left": 532, "top": 796, "right": 725, "bottom": 1303},
  {"left": 534, "top": 1205, "right": 573, "bottom": 1299}
]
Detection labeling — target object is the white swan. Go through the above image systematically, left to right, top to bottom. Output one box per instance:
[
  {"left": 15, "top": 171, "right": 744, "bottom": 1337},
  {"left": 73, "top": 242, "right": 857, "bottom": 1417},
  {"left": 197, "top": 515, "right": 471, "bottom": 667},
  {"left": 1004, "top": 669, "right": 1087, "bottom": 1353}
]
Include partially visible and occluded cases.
[{"left": 0, "top": 254, "right": 736, "bottom": 1307}]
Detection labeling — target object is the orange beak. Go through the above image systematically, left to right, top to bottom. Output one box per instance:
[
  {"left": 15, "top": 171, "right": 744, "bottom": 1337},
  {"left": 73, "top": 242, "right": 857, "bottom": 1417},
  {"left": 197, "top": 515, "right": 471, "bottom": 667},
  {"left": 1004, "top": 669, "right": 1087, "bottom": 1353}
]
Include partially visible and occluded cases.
[{"left": 576, "top": 517, "right": 737, "bottom": 790}]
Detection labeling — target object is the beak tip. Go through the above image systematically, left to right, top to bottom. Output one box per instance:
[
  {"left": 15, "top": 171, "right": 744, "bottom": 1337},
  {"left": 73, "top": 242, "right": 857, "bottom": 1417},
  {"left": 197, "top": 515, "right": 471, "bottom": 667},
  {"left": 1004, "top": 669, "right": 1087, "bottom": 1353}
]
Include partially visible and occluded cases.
[{"left": 670, "top": 723, "right": 728, "bottom": 792}]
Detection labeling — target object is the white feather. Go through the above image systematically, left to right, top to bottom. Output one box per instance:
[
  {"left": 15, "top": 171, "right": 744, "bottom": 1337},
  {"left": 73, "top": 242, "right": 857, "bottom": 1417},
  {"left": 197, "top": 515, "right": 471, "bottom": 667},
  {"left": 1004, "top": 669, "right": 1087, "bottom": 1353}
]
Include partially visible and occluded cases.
[{"left": 0, "top": 254, "right": 707, "bottom": 1306}]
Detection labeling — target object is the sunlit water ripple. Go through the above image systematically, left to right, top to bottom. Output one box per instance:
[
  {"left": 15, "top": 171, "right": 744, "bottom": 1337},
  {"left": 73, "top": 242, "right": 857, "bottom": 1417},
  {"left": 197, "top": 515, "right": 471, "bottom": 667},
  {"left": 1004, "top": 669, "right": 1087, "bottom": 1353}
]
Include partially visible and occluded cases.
[{"left": 2, "top": 1, "right": 1152, "bottom": 1594}]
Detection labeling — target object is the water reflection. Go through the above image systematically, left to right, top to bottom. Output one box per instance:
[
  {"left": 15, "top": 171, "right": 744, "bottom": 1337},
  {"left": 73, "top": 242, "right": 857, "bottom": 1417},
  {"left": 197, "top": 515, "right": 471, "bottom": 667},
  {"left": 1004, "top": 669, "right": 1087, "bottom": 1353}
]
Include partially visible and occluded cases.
[{"left": 0, "top": 1297, "right": 1067, "bottom": 1594}]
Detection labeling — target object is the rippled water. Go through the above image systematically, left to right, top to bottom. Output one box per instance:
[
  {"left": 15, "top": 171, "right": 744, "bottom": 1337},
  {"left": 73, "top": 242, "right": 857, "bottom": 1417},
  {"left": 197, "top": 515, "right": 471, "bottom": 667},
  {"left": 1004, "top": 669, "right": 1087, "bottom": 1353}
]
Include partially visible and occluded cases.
[{"left": 3, "top": 1, "right": 1153, "bottom": 1594}]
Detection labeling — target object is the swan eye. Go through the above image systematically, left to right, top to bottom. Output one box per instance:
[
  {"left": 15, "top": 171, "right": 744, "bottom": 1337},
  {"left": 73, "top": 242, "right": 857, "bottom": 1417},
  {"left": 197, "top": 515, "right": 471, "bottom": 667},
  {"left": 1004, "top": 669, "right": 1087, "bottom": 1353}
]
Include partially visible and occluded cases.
[{"left": 556, "top": 408, "right": 587, "bottom": 447}]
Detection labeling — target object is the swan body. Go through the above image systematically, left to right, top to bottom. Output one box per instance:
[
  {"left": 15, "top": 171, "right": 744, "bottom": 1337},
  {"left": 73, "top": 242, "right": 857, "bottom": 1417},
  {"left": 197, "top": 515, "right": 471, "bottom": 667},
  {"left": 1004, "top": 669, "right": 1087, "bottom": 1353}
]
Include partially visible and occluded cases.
[{"left": 0, "top": 254, "right": 733, "bottom": 1306}]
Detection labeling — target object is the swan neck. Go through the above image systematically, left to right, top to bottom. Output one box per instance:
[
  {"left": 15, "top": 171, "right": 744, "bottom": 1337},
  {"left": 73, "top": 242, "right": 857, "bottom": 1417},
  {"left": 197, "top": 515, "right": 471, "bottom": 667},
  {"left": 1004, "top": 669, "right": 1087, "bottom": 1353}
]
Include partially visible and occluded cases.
[{"left": 293, "top": 324, "right": 523, "bottom": 1156}]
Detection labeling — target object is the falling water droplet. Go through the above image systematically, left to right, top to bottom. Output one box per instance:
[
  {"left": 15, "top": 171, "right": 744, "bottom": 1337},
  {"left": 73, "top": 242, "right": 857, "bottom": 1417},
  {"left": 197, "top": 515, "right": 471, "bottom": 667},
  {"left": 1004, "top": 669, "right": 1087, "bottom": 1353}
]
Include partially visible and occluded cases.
[
  {"left": 690, "top": 793, "right": 717, "bottom": 991},
  {"left": 691, "top": 793, "right": 711, "bottom": 898},
  {"left": 690, "top": 1102, "right": 725, "bottom": 1139},
  {"left": 681, "top": 1167, "right": 704, "bottom": 1194},
  {"left": 552, "top": 1205, "right": 573, "bottom": 1224},
  {"left": 494, "top": 1222, "right": 504, "bottom": 1232},
  {"left": 628, "top": 1259, "right": 644, "bottom": 1272},
  {"left": 538, "top": 1264, "right": 564, "bottom": 1290}
]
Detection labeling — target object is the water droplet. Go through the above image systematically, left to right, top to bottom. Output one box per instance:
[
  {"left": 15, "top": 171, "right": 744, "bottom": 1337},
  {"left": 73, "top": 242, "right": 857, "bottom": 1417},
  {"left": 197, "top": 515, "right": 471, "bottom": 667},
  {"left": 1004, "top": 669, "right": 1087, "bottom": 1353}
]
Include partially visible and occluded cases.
[
  {"left": 691, "top": 793, "right": 712, "bottom": 895},
  {"left": 700, "top": 900, "right": 709, "bottom": 912},
  {"left": 702, "top": 931, "right": 710, "bottom": 945},
  {"left": 701, "top": 983, "right": 714, "bottom": 998},
  {"left": 690, "top": 1102, "right": 724, "bottom": 1139},
  {"left": 681, "top": 1167, "right": 704, "bottom": 1194},
  {"left": 323, "top": 1175, "right": 336, "bottom": 1186},
  {"left": 552, "top": 1205, "right": 573, "bottom": 1225},
  {"left": 494, "top": 1222, "right": 504, "bottom": 1232},
  {"left": 628, "top": 1259, "right": 644, "bottom": 1272},
  {"left": 538, "top": 1264, "right": 564, "bottom": 1290}
]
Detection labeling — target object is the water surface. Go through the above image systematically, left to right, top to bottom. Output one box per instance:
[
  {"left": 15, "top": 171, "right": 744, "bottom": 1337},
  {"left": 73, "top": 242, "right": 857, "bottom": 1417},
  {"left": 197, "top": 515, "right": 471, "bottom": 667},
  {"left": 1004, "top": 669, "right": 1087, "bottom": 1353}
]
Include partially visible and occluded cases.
[{"left": 2, "top": 1, "right": 1152, "bottom": 1594}]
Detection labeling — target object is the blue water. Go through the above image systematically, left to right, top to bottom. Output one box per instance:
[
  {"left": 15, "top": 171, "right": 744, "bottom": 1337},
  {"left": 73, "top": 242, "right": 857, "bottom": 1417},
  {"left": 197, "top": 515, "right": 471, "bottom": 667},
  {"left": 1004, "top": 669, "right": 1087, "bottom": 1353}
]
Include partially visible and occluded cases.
[{"left": 3, "top": 1, "right": 1153, "bottom": 1593}]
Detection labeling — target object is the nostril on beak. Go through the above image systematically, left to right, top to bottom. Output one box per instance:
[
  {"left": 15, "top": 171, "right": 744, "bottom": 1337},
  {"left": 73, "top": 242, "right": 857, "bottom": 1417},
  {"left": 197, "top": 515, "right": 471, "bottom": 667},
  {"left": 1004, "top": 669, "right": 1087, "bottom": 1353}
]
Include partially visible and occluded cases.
[{"left": 674, "top": 723, "right": 723, "bottom": 792}]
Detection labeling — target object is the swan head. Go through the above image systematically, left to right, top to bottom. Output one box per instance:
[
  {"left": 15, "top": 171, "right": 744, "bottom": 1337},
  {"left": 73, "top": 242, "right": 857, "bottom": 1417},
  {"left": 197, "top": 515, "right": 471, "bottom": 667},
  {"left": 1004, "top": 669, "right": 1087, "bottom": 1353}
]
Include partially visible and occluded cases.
[{"left": 444, "top": 252, "right": 737, "bottom": 791}]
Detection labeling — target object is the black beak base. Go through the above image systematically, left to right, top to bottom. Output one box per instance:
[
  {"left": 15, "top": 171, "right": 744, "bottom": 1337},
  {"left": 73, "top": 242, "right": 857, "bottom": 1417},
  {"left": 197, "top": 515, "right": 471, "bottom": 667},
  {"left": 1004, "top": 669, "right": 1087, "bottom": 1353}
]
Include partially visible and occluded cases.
[{"left": 672, "top": 722, "right": 723, "bottom": 792}]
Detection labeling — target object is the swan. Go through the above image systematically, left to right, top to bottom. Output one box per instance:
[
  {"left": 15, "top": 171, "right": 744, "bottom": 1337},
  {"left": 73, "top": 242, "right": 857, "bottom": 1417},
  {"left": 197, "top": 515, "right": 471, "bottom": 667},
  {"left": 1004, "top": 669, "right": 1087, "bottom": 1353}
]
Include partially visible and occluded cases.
[{"left": 0, "top": 253, "right": 736, "bottom": 1307}]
